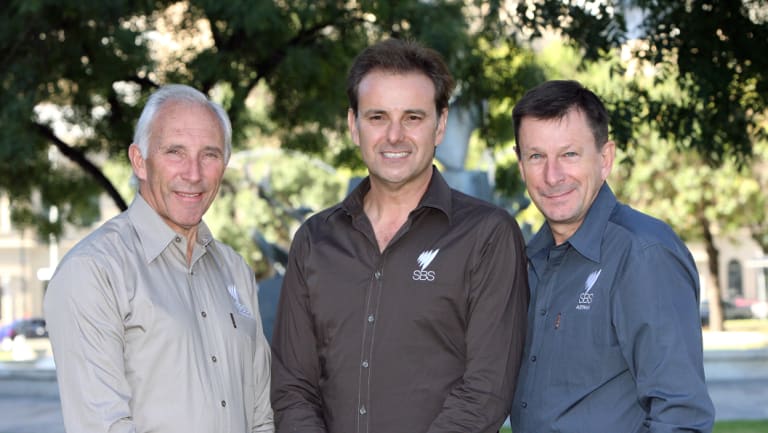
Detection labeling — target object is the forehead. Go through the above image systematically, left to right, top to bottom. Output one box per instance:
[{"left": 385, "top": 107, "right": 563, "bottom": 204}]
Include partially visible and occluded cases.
[
  {"left": 357, "top": 70, "right": 436, "bottom": 110},
  {"left": 151, "top": 101, "right": 224, "bottom": 144},
  {"left": 518, "top": 109, "right": 593, "bottom": 148}
]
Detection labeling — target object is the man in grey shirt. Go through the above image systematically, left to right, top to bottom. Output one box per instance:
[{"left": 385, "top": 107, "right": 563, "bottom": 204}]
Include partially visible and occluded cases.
[
  {"left": 509, "top": 80, "right": 714, "bottom": 432},
  {"left": 44, "top": 84, "right": 274, "bottom": 433}
]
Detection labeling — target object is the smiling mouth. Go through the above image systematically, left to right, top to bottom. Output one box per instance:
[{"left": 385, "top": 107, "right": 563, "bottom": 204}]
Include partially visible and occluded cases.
[
  {"left": 382, "top": 151, "right": 409, "bottom": 159},
  {"left": 543, "top": 189, "right": 573, "bottom": 200},
  {"left": 176, "top": 192, "right": 202, "bottom": 199}
]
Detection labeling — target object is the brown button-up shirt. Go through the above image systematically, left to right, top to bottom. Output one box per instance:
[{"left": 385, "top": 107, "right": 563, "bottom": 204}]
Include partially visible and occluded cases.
[{"left": 271, "top": 168, "right": 529, "bottom": 433}]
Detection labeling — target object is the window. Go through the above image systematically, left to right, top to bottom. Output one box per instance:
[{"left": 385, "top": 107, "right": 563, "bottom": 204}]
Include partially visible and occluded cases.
[{"left": 727, "top": 259, "right": 743, "bottom": 298}]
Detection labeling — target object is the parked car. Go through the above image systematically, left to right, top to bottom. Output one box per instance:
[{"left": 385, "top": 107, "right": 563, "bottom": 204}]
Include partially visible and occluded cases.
[
  {"left": 700, "top": 299, "right": 753, "bottom": 326},
  {"left": 0, "top": 318, "right": 48, "bottom": 350}
]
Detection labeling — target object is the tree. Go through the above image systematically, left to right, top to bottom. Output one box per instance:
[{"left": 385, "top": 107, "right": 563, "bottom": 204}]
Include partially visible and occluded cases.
[
  {"left": 0, "top": 0, "right": 537, "bottom": 242},
  {"left": 3, "top": 0, "right": 766, "bottom": 246}
]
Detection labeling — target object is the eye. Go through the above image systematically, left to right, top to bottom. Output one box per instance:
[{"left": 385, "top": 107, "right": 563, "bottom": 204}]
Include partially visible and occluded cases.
[{"left": 563, "top": 151, "right": 579, "bottom": 158}]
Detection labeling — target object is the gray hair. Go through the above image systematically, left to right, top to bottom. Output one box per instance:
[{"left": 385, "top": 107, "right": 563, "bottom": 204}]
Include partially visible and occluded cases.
[{"left": 133, "top": 84, "right": 232, "bottom": 163}]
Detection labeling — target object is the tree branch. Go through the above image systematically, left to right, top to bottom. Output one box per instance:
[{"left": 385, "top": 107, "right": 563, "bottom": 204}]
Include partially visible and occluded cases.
[{"left": 35, "top": 122, "right": 128, "bottom": 211}]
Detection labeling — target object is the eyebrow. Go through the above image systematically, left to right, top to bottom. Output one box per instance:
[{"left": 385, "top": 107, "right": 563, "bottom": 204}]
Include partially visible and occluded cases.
[{"left": 361, "top": 108, "right": 429, "bottom": 117}]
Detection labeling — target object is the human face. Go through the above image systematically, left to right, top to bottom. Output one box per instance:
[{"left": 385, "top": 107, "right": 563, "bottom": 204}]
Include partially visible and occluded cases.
[
  {"left": 348, "top": 70, "right": 447, "bottom": 194},
  {"left": 129, "top": 101, "right": 226, "bottom": 239},
  {"left": 517, "top": 108, "right": 614, "bottom": 245}
]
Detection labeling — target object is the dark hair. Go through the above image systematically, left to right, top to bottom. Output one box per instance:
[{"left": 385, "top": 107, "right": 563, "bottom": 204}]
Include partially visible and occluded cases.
[
  {"left": 346, "top": 38, "right": 455, "bottom": 116},
  {"left": 513, "top": 80, "right": 609, "bottom": 154}
]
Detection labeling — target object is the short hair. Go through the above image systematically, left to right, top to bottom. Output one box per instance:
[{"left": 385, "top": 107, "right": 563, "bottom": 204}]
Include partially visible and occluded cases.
[
  {"left": 346, "top": 38, "right": 455, "bottom": 116},
  {"left": 513, "top": 80, "right": 609, "bottom": 154},
  {"left": 133, "top": 84, "right": 232, "bottom": 163}
]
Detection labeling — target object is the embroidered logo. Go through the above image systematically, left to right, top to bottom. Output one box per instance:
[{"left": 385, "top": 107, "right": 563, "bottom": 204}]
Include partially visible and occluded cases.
[
  {"left": 412, "top": 249, "right": 439, "bottom": 281},
  {"left": 576, "top": 269, "right": 601, "bottom": 310},
  {"left": 228, "top": 284, "right": 253, "bottom": 317}
]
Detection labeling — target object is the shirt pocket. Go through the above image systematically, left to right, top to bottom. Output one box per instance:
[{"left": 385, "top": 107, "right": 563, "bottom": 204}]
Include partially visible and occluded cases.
[{"left": 549, "top": 306, "right": 623, "bottom": 388}]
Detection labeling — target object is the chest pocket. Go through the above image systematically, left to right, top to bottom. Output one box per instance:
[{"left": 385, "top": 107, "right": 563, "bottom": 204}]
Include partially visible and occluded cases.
[{"left": 548, "top": 282, "right": 624, "bottom": 388}]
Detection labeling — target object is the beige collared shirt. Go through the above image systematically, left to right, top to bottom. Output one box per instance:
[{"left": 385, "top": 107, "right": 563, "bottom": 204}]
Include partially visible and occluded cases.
[{"left": 44, "top": 194, "right": 273, "bottom": 433}]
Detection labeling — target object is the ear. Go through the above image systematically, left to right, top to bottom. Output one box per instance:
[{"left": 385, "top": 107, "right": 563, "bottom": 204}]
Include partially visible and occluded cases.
[
  {"left": 434, "top": 108, "right": 449, "bottom": 147},
  {"left": 347, "top": 109, "right": 360, "bottom": 147},
  {"left": 600, "top": 140, "right": 616, "bottom": 180},
  {"left": 128, "top": 144, "right": 147, "bottom": 181}
]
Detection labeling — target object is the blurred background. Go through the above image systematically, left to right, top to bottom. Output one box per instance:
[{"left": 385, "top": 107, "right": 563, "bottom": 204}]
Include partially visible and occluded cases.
[{"left": 1, "top": 1, "right": 767, "bottom": 431}]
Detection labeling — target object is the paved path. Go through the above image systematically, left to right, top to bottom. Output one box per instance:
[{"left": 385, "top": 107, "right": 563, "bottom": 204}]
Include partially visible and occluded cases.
[{"left": 1, "top": 332, "right": 767, "bottom": 432}]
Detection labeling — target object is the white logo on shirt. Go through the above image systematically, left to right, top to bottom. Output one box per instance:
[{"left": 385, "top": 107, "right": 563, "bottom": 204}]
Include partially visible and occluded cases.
[
  {"left": 412, "top": 249, "right": 439, "bottom": 281},
  {"left": 576, "top": 269, "right": 601, "bottom": 310},
  {"left": 228, "top": 284, "right": 253, "bottom": 317}
]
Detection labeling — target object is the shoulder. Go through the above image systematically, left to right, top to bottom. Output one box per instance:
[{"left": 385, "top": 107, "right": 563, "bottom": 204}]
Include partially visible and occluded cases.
[
  {"left": 450, "top": 189, "right": 521, "bottom": 230},
  {"left": 295, "top": 202, "right": 346, "bottom": 236},
  {"left": 606, "top": 203, "right": 692, "bottom": 264},
  {"left": 58, "top": 212, "right": 136, "bottom": 270}
]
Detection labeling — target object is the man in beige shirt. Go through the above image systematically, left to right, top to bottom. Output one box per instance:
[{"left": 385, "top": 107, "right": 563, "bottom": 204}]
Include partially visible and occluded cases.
[{"left": 44, "top": 84, "right": 274, "bottom": 433}]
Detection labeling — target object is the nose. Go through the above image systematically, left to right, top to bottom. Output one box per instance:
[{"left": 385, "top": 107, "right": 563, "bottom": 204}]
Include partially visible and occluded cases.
[
  {"left": 386, "top": 120, "right": 404, "bottom": 143},
  {"left": 181, "top": 156, "right": 203, "bottom": 182},
  {"left": 544, "top": 158, "right": 565, "bottom": 185}
]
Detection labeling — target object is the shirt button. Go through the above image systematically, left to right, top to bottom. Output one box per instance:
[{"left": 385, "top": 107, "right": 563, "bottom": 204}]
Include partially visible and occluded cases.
[
  {"left": 175, "top": 236, "right": 182, "bottom": 243},
  {"left": 374, "top": 271, "right": 382, "bottom": 279},
  {"left": 539, "top": 309, "right": 546, "bottom": 316},
  {"left": 201, "top": 311, "right": 207, "bottom": 318},
  {"left": 367, "top": 314, "right": 375, "bottom": 323},
  {"left": 530, "top": 355, "right": 537, "bottom": 362},
  {"left": 211, "top": 356, "right": 217, "bottom": 362},
  {"left": 362, "top": 360, "right": 369, "bottom": 368},
  {"left": 221, "top": 400, "right": 227, "bottom": 407},
  {"left": 521, "top": 401, "right": 528, "bottom": 408},
  {"left": 359, "top": 405, "right": 367, "bottom": 415}
]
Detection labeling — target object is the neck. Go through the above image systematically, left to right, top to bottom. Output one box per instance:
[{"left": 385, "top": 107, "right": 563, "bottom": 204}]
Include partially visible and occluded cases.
[{"left": 364, "top": 177, "right": 430, "bottom": 252}]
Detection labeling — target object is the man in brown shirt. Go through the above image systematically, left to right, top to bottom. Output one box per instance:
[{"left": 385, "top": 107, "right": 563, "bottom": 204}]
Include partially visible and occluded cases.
[{"left": 270, "top": 38, "right": 529, "bottom": 433}]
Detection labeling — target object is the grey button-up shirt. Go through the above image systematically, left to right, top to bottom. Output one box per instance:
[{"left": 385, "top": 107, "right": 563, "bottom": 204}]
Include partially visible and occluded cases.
[
  {"left": 510, "top": 184, "right": 714, "bottom": 432},
  {"left": 44, "top": 194, "right": 274, "bottom": 433}
]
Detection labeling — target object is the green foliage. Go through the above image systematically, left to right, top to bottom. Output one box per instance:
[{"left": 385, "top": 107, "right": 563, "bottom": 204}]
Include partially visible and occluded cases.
[
  {"left": 2, "top": 0, "right": 767, "bottom": 257},
  {"left": 205, "top": 149, "right": 346, "bottom": 278}
]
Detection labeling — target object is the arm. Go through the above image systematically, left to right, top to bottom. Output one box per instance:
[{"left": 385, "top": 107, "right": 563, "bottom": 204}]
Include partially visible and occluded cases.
[
  {"left": 427, "top": 212, "right": 530, "bottom": 433},
  {"left": 270, "top": 227, "right": 328, "bottom": 432},
  {"left": 614, "top": 244, "right": 715, "bottom": 432},
  {"left": 43, "top": 256, "right": 135, "bottom": 433}
]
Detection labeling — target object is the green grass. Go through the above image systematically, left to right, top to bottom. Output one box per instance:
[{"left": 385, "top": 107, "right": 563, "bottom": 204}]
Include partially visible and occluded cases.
[
  {"left": 500, "top": 420, "right": 768, "bottom": 432},
  {"left": 714, "top": 420, "right": 768, "bottom": 433}
]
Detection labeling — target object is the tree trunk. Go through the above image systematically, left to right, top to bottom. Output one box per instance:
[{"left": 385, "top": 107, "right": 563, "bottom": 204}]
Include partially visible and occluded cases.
[{"left": 700, "top": 214, "right": 724, "bottom": 331}]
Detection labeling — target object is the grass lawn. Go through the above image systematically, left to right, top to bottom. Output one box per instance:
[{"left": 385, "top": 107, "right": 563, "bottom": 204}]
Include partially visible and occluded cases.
[{"left": 500, "top": 420, "right": 768, "bottom": 432}]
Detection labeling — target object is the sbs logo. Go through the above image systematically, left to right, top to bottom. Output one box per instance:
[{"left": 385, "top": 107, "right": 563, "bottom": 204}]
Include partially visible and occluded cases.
[
  {"left": 412, "top": 249, "right": 440, "bottom": 282},
  {"left": 412, "top": 270, "right": 436, "bottom": 281}
]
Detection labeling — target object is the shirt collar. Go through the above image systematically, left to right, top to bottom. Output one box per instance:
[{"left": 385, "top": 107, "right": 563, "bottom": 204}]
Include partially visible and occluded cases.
[
  {"left": 335, "top": 165, "right": 453, "bottom": 223},
  {"left": 527, "top": 183, "right": 617, "bottom": 264},
  {"left": 127, "top": 193, "right": 215, "bottom": 264}
]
